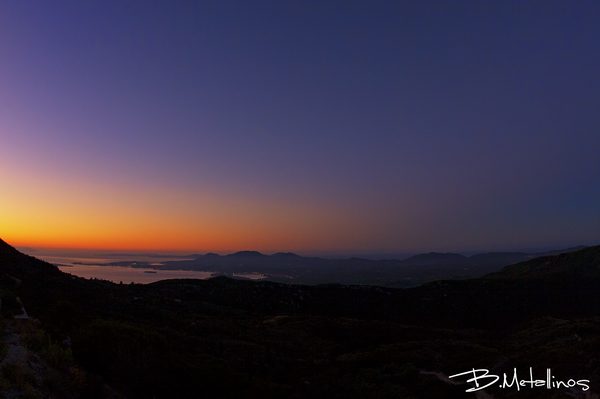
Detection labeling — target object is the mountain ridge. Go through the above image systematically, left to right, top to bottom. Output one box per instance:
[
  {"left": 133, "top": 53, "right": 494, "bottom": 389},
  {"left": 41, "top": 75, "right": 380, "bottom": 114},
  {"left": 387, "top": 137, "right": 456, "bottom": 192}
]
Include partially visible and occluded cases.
[
  {"left": 2, "top": 239, "right": 600, "bottom": 397},
  {"left": 34, "top": 242, "right": 591, "bottom": 288},
  {"left": 485, "top": 245, "right": 600, "bottom": 279}
]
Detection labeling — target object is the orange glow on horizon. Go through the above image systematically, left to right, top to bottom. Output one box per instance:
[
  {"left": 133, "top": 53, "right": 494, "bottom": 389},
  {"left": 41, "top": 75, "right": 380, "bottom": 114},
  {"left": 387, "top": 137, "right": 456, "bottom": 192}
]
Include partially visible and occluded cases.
[
  {"left": 0, "top": 158, "right": 414, "bottom": 254},
  {"left": 0, "top": 170, "right": 377, "bottom": 253}
]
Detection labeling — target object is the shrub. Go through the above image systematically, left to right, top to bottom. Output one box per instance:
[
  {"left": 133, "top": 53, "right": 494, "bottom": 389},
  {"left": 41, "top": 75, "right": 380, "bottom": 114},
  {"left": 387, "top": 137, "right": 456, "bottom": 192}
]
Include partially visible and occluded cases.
[
  {"left": 52, "top": 300, "right": 76, "bottom": 331},
  {"left": 72, "top": 319, "right": 170, "bottom": 397},
  {"left": 22, "top": 326, "right": 47, "bottom": 352},
  {"left": 43, "top": 341, "right": 73, "bottom": 370},
  {"left": 1, "top": 362, "right": 36, "bottom": 390},
  {"left": 22, "top": 384, "right": 43, "bottom": 399}
]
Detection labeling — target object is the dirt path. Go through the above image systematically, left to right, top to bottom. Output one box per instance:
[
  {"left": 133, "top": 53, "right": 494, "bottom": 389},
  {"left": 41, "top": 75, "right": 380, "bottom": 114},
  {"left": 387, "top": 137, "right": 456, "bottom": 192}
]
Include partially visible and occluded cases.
[{"left": 0, "top": 320, "right": 45, "bottom": 399}]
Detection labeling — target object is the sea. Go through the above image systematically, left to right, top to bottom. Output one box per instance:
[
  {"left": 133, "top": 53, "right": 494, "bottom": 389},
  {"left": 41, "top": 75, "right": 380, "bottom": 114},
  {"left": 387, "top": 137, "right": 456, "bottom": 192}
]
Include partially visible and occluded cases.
[{"left": 18, "top": 247, "right": 263, "bottom": 284}]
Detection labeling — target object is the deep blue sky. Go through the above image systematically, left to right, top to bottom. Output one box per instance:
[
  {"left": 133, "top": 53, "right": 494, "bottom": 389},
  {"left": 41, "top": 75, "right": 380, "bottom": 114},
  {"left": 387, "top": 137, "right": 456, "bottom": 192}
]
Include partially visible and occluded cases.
[{"left": 1, "top": 1, "right": 599, "bottom": 254}]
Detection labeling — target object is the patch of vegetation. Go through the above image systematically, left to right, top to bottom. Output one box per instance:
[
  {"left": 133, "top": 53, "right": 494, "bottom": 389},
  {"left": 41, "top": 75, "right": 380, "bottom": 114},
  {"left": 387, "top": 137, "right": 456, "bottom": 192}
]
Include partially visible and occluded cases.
[
  {"left": 73, "top": 319, "right": 169, "bottom": 395},
  {"left": 1, "top": 362, "right": 37, "bottom": 390},
  {"left": 22, "top": 384, "right": 44, "bottom": 399}
]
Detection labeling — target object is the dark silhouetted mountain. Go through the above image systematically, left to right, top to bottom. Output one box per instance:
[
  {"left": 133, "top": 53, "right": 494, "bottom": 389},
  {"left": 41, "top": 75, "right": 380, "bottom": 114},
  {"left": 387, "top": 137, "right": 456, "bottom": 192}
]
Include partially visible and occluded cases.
[
  {"left": 0, "top": 237, "right": 62, "bottom": 279},
  {"left": 0, "top": 237, "right": 20, "bottom": 255},
  {"left": 2, "top": 239, "right": 600, "bottom": 398},
  {"left": 67, "top": 244, "right": 592, "bottom": 288},
  {"left": 153, "top": 245, "right": 587, "bottom": 287},
  {"left": 468, "top": 245, "right": 588, "bottom": 266},
  {"left": 485, "top": 245, "right": 600, "bottom": 279},
  {"left": 537, "top": 245, "right": 588, "bottom": 256},
  {"left": 227, "top": 250, "right": 267, "bottom": 258},
  {"left": 467, "top": 251, "right": 533, "bottom": 266},
  {"left": 202, "top": 252, "right": 220, "bottom": 258},
  {"left": 271, "top": 252, "right": 301, "bottom": 258},
  {"left": 399, "top": 252, "right": 468, "bottom": 265},
  {"left": 106, "top": 253, "right": 202, "bottom": 259}
]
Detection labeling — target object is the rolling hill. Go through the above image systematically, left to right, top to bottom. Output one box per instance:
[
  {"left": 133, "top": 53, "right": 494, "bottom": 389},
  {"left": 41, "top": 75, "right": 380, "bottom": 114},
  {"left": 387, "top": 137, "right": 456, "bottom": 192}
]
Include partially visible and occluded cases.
[{"left": 1, "top": 238, "right": 600, "bottom": 398}]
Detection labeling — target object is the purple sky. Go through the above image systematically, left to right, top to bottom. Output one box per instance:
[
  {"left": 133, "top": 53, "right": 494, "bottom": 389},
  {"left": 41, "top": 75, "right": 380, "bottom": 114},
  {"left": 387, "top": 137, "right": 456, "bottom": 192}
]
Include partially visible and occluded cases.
[{"left": 1, "top": 1, "right": 599, "bottom": 254}]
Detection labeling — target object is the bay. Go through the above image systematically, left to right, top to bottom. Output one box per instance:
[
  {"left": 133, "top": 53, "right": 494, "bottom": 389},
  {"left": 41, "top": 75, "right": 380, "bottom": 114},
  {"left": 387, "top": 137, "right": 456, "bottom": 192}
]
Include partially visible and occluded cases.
[{"left": 57, "top": 264, "right": 215, "bottom": 284}]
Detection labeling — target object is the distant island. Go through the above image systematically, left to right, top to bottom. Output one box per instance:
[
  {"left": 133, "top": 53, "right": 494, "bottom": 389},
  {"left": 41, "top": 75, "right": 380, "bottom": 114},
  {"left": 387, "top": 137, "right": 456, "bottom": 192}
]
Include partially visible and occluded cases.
[{"left": 69, "top": 246, "right": 587, "bottom": 288}]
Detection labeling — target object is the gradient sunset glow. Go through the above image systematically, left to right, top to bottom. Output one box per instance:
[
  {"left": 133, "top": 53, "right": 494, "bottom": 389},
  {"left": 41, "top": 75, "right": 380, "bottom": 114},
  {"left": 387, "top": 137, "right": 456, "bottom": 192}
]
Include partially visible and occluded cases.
[{"left": 1, "top": 1, "right": 599, "bottom": 255}]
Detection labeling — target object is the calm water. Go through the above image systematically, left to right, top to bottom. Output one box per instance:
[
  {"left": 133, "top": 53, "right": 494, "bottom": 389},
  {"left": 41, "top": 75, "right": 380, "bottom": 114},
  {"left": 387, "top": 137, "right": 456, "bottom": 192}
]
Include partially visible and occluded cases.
[
  {"left": 20, "top": 249, "right": 210, "bottom": 284},
  {"left": 23, "top": 249, "right": 265, "bottom": 284},
  {"left": 57, "top": 264, "right": 215, "bottom": 284}
]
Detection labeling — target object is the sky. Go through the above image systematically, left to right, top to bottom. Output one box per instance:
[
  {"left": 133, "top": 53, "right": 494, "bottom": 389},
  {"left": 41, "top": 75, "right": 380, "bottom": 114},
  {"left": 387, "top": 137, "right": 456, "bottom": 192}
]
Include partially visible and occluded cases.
[{"left": 1, "top": 1, "right": 599, "bottom": 255}]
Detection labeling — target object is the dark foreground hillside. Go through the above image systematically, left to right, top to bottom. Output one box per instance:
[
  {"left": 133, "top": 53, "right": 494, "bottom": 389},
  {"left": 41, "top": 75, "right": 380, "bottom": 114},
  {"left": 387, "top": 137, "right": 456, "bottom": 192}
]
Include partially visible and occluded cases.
[{"left": 2, "top": 238, "right": 600, "bottom": 398}]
